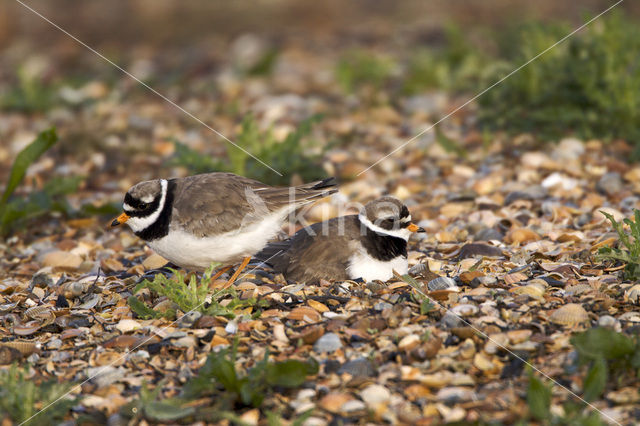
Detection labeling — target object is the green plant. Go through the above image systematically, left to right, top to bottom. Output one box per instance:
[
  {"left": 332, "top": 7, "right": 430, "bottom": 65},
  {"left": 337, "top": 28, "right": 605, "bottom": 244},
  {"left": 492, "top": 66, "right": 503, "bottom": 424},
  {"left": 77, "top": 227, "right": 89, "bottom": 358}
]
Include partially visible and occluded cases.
[
  {"left": 478, "top": 13, "right": 640, "bottom": 145},
  {"left": 403, "top": 24, "right": 489, "bottom": 94},
  {"left": 336, "top": 50, "right": 395, "bottom": 93},
  {"left": 0, "top": 65, "right": 57, "bottom": 113},
  {"left": 167, "top": 115, "right": 328, "bottom": 186},
  {"left": 0, "top": 129, "right": 120, "bottom": 236},
  {"left": 596, "top": 209, "right": 640, "bottom": 280},
  {"left": 129, "top": 265, "right": 267, "bottom": 319},
  {"left": 398, "top": 273, "right": 437, "bottom": 314},
  {"left": 570, "top": 327, "right": 640, "bottom": 401},
  {"left": 182, "top": 345, "right": 319, "bottom": 408},
  {"left": 0, "top": 364, "right": 78, "bottom": 425},
  {"left": 523, "top": 368, "right": 604, "bottom": 426},
  {"left": 119, "top": 381, "right": 196, "bottom": 423}
]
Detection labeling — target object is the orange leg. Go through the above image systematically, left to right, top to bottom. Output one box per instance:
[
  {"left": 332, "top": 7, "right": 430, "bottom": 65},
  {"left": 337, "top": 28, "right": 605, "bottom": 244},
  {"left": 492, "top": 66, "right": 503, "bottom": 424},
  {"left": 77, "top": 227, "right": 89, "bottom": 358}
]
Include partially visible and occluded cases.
[
  {"left": 223, "top": 257, "right": 252, "bottom": 288},
  {"left": 209, "top": 265, "right": 232, "bottom": 283}
]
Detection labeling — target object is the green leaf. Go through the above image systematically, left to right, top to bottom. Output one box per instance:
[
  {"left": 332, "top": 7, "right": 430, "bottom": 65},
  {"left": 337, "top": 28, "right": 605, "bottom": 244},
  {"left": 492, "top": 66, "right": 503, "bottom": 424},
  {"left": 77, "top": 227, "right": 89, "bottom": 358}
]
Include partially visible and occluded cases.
[
  {"left": 1, "top": 128, "right": 57, "bottom": 206},
  {"left": 127, "top": 296, "right": 161, "bottom": 319},
  {"left": 570, "top": 327, "right": 635, "bottom": 361},
  {"left": 210, "top": 355, "right": 239, "bottom": 392},
  {"left": 583, "top": 358, "right": 607, "bottom": 401},
  {"left": 266, "top": 359, "right": 318, "bottom": 387},
  {"left": 526, "top": 371, "right": 551, "bottom": 421},
  {"left": 143, "top": 401, "right": 195, "bottom": 421}
]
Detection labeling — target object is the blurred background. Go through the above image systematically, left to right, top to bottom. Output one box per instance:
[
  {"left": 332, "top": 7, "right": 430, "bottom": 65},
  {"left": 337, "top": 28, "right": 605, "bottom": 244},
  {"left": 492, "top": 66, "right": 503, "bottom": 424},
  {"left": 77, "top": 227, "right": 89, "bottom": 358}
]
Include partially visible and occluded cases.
[{"left": 1, "top": 0, "right": 639, "bottom": 235}]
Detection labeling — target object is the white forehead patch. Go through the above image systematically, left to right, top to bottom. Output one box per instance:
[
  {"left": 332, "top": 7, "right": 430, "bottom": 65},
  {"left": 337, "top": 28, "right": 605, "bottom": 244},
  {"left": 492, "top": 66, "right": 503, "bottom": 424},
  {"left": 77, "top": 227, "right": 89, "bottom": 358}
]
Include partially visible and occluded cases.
[
  {"left": 123, "top": 203, "right": 134, "bottom": 212},
  {"left": 400, "top": 215, "right": 412, "bottom": 223}
]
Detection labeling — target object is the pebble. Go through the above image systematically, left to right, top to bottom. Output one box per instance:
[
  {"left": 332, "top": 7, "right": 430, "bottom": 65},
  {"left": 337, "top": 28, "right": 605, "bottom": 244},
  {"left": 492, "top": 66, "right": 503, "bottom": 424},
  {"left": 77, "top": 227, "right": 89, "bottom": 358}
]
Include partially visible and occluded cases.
[
  {"left": 596, "top": 172, "right": 623, "bottom": 195},
  {"left": 504, "top": 186, "right": 547, "bottom": 205},
  {"left": 474, "top": 227, "right": 503, "bottom": 242},
  {"left": 457, "top": 243, "right": 503, "bottom": 259},
  {"left": 42, "top": 251, "right": 83, "bottom": 270},
  {"left": 142, "top": 253, "right": 168, "bottom": 270},
  {"left": 30, "top": 272, "right": 54, "bottom": 288},
  {"left": 470, "top": 275, "right": 497, "bottom": 288},
  {"left": 428, "top": 276, "right": 457, "bottom": 291},
  {"left": 178, "top": 311, "right": 202, "bottom": 328},
  {"left": 440, "top": 312, "right": 465, "bottom": 328},
  {"left": 115, "top": 319, "right": 141, "bottom": 334},
  {"left": 313, "top": 333, "right": 343, "bottom": 353},
  {"left": 398, "top": 334, "right": 421, "bottom": 352},
  {"left": 172, "top": 336, "right": 198, "bottom": 348},
  {"left": 47, "top": 338, "right": 63, "bottom": 350},
  {"left": 338, "top": 358, "right": 376, "bottom": 377},
  {"left": 87, "top": 366, "right": 127, "bottom": 387},
  {"left": 360, "top": 384, "right": 391, "bottom": 406},
  {"left": 435, "top": 387, "right": 477, "bottom": 403},
  {"left": 341, "top": 399, "right": 366, "bottom": 414}
]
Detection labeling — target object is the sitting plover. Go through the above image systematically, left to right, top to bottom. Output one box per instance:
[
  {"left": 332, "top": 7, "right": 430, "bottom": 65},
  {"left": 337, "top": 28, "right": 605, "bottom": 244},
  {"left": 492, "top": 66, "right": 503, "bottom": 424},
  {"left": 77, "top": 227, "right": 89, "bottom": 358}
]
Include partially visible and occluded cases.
[{"left": 256, "top": 196, "right": 424, "bottom": 283}]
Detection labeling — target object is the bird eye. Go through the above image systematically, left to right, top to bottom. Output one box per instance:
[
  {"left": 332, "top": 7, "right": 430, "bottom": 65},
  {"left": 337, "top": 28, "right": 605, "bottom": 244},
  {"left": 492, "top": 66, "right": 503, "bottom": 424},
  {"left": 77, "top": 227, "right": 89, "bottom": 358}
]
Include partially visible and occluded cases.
[{"left": 138, "top": 202, "right": 148, "bottom": 210}]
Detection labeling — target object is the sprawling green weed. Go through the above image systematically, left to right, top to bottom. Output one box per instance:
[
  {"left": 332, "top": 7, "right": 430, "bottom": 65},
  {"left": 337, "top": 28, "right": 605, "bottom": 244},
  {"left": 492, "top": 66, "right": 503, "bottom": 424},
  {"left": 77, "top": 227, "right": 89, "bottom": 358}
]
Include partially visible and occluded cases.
[
  {"left": 478, "top": 13, "right": 640, "bottom": 145},
  {"left": 336, "top": 50, "right": 395, "bottom": 94},
  {"left": 168, "top": 114, "right": 328, "bottom": 186},
  {"left": 0, "top": 128, "right": 119, "bottom": 236},
  {"left": 596, "top": 209, "right": 640, "bottom": 280},
  {"left": 129, "top": 265, "right": 267, "bottom": 319},
  {"left": 121, "top": 346, "right": 318, "bottom": 422},
  {"left": 0, "top": 364, "right": 78, "bottom": 426}
]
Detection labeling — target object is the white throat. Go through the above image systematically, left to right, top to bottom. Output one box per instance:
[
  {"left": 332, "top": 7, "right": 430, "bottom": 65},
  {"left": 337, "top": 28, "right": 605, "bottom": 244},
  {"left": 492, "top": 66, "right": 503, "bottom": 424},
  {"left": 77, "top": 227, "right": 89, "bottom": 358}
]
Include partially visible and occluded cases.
[
  {"left": 127, "top": 179, "right": 168, "bottom": 233},
  {"left": 358, "top": 214, "right": 411, "bottom": 240}
]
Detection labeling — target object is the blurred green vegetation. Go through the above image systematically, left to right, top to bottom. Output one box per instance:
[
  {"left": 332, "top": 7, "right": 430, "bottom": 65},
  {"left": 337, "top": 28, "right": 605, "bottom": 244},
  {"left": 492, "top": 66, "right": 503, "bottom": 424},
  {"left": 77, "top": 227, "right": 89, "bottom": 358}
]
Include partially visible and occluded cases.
[
  {"left": 478, "top": 13, "right": 640, "bottom": 145},
  {"left": 403, "top": 25, "right": 490, "bottom": 94},
  {"left": 336, "top": 50, "right": 395, "bottom": 93},
  {"left": 0, "top": 66, "right": 57, "bottom": 113},
  {"left": 168, "top": 114, "right": 328, "bottom": 186},
  {"left": 0, "top": 128, "right": 119, "bottom": 236},
  {"left": 120, "top": 346, "right": 317, "bottom": 422},
  {"left": 0, "top": 364, "right": 78, "bottom": 426}
]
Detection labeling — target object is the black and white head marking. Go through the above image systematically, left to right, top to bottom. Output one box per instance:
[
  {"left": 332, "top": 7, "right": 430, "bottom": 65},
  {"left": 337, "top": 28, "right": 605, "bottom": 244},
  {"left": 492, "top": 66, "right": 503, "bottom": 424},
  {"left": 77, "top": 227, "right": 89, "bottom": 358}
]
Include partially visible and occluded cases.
[{"left": 123, "top": 179, "right": 177, "bottom": 240}]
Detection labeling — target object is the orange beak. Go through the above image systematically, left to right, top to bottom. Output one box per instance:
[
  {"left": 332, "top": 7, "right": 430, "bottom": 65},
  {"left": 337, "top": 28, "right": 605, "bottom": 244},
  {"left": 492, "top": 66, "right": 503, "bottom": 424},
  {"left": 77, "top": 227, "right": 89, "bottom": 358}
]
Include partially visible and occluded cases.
[
  {"left": 111, "top": 212, "right": 130, "bottom": 227},
  {"left": 407, "top": 223, "right": 426, "bottom": 233}
]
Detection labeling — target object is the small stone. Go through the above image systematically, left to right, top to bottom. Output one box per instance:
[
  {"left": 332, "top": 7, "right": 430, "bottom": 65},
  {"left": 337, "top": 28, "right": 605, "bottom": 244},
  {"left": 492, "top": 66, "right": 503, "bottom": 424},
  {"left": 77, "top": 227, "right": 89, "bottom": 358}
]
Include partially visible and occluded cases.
[
  {"left": 596, "top": 172, "right": 623, "bottom": 195},
  {"left": 504, "top": 186, "right": 547, "bottom": 205},
  {"left": 474, "top": 228, "right": 504, "bottom": 242},
  {"left": 457, "top": 243, "right": 503, "bottom": 259},
  {"left": 42, "top": 251, "right": 83, "bottom": 270},
  {"left": 142, "top": 253, "right": 168, "bottom": 270},
  {"left": 30, "top": 272, "right": 54, "bottom": 289},
  {"left": 470, "top": 275, "right": 497, "bottom": 288},
  {"left": 427, "top": 276, "right": 457, "bottom": 291},
  {"left": 178, "top": 311, "right": 202, "bottom": 329},
  {"left": 440, "top": 312, "right": 465, "bottom": 328},
  {"left": 115, "top": 319, "right": 141, "bottom": 334},
  {"left": 507, "top": 329, "right": 532, "bottom": 344},
  {"left": 313, "top": 333, "right": 342, "bottom": 353},
  {"left": 398, "top": 334, "right": 421, "bottom": 352},
  {"left": 172, "top": 335, "right": 198, "bottom": 348},
  {"left": 47, "top": 338, "right": 63, "bottom": 350},
  {"left": 338, "top": 358, "right": 376, "bottom": 377},
  {"left": 87, "top": 366, "right": 126, "bottom": 387},
  {"left": 360, "top": 384, "right": 391, "bottom": 407},
  {"left": 341, "top": 399, "right": 366, "bottom": 414}
]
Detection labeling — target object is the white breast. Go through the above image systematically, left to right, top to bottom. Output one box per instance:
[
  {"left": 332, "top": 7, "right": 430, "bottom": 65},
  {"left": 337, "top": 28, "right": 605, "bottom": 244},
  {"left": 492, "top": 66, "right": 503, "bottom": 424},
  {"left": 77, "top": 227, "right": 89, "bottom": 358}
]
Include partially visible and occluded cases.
[
  {"left": 148, "top": 207, "right": 292, "bottom": 270},
  {"left": 346, "top": 247, "right": 408, "bottom": 282}
]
